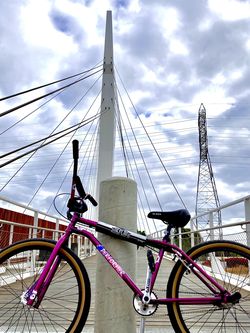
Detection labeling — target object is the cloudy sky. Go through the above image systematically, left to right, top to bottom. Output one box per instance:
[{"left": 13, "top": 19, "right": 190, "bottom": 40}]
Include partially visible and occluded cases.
[{"left": 1, "top": 0, "right": 250, "bottom": 233}]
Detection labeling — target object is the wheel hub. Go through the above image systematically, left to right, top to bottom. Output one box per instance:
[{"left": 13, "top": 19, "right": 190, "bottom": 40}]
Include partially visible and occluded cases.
[
  {"left": 226, "top": 291, "right": 241, "bottom": 304},
  {"left": 217, "top": 292, "right": 242, "bottom": 309}
]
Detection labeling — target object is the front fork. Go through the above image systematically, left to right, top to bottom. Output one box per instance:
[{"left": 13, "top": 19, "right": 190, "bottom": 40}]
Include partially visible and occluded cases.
[
  {"left": 21, "top": 232, "right": 71, "bottom": 308},
  {"left": 21, "top": 251, "right": 62, "bottom": 308}
]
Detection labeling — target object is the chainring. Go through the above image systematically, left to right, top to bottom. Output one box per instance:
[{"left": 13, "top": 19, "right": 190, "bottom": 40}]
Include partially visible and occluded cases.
[{"left": 133, "top": 291, "right": 158, "bottom": 316}]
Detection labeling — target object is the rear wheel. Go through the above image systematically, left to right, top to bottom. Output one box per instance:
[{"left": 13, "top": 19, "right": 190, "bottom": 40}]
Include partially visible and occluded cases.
[
  {"left": 0, "top": 239, "right": 91, "bottom": 333},
  {"left": 167, "top": 241, "right": 250, "bottom": 332}
]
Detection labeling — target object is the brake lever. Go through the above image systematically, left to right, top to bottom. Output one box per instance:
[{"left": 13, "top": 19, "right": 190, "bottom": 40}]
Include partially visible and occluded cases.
[
  {"left": 74, "top": 175, "right": 98, "bottom": 206},
  {"left": 74, "top": 176, "right": 86, "bottom": 198},
  {"left": 85, "top": 194, "right": 98, "bottom": 207}
]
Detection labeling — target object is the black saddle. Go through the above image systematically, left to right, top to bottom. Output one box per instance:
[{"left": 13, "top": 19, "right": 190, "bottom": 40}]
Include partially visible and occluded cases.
[{"left": 148, "top": 209, "right": 190, "bottom": 228}]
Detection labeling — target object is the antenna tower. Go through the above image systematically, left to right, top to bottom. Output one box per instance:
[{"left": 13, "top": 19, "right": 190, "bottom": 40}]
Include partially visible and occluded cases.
[{"left": 195, "top": 103, "right": 222, "bottom": 238}]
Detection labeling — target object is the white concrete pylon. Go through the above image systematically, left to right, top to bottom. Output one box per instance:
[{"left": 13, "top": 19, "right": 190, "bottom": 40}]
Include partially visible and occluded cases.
[{"left": 94, "top": 177, "right": 137, "bottom": 333}]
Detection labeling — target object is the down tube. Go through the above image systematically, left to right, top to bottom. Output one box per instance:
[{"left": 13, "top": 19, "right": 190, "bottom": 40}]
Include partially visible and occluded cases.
[{"left": 74, "top": 227, "right": 143, "bottom": 297}]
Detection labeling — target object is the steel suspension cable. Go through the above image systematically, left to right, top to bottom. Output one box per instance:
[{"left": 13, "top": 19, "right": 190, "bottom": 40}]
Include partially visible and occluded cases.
[
  {"left": 0, "top": 63, "right": 102, "bottom": 101},
  {"left": 115, "top": 67, "right": 187, "bottom": 210},
  {"left": 0, "top": 68, "right": 102, "bottom": 118},
  {"left": 0, "top": 72, "right": 102, "bottom": 137},
  {"left": 0, "top": 74, "right": 102, "bottom": 161},
  {"left": 0, "top": 75, "right": 102, "bottom": 194},
  {"left": 115, "top": 79, "right": 163, "bottom": 213},
  {"left": 114, "top": 83, "right": 155, "bottom": 233},
  {"left": 23, "top": 89, "right": 103, "bottom": 210},
  {"left": 0, "top": 90, "right": 66, "bottom": 137},
  {"left": 114, "top": 98, "right": 129, "bottom": 178},
  {"left": 0, "top": 113, "right": 102, "bottom": 169},
  {"left": 24, "top": 114, "right": 99, "bottom": 213},
  {"left": 45, "top": 115, "right": 99, "bottom": 217},
  {"left": 60, "top": 116, "right": 100, "bottom": 218},
  {"left": 0, "top": 118, "right": 94, "bottom": 160},
  {"left": 117, "top": 118, "right": 152, "bottom": 233},
  {"left": 79, "top": 119, "right": 99, "bottom": 219},
  {"left": 80, "top": 119, "right": 98, "bottom": 181},
  {"left": 117, "top": 120, "right": 152, "bottom": 233},
  {"left": 0, "top": 123, "right": 89, "bottom": 159},
  {"left": 85, "top": 125, "right": 99, "bottom": 217}
]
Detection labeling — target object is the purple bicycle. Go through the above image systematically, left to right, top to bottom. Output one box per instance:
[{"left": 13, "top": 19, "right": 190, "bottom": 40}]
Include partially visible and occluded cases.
[{"left": 0, "top": 140, "right": 249, "bottom": 332}]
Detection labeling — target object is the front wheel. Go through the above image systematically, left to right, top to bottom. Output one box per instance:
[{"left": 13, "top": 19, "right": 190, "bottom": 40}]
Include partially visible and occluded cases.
[
  {"left": 0, "top": 239, "right": 91, "bottom": 333},
  {"left": 167, "top": 241, "right": 250, "bottom": 333}
]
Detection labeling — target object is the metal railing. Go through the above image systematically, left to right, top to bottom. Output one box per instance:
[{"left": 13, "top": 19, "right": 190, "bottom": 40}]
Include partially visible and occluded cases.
[
  {"left": 1, "top": 193, "right": 250, "bottom": 254},
  {"left": 151, "top": 194, "right": 250, "bottom": 251},
  {"left": 0, "top": 195, "right": 96, "bottom": 257}
]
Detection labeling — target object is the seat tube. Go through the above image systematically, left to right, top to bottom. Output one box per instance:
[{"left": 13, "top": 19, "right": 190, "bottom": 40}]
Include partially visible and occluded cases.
[{"left": 150, "top": 248, "right": 165, "bottom": 290}]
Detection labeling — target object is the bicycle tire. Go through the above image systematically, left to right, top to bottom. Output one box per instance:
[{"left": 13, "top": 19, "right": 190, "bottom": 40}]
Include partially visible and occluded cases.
[
  {"left": 0, "top": 239, "right": 91, "bottom": 333},
  {"left": 167, "top": 240, "right": 250, "bottom": 333}
]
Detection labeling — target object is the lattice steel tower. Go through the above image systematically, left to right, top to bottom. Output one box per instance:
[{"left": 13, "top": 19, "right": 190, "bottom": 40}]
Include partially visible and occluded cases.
[{"left": 195, "top": 104, "right": 222, "bottom": 237}]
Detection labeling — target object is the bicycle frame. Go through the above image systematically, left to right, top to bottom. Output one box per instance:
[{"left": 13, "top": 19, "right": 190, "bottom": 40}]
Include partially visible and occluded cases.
[{"left": 26, "top": 212, "right": 231, "bottom": 308}]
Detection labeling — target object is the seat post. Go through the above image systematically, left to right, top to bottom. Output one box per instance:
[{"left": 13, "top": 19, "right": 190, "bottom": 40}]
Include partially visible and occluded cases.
[{"left": 163, "top": 223, "right": 173, "bottom": 242}]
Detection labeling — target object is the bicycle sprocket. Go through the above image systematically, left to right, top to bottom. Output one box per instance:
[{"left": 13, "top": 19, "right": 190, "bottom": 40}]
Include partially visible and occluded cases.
[{"left": 133, "top": 291, "right": 158, "bottom": 316}]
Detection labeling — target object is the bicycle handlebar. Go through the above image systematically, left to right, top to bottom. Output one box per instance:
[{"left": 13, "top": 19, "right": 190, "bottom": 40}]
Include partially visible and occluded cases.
[{"left": 69, "top": 140, "right": 98, "bottom": 213}]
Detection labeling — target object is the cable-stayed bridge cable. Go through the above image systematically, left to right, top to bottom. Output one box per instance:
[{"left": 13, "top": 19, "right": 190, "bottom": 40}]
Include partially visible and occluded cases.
[
  {"left": 0, "top": 63, "right": 102, "bottom": 101},
  {"left": 115, "top": 66, "right": 187, "bottom": 210},
  {"left": 0, "top": 68, "right": 102, "bottom": 118},
  {"left": 0, "top": 73, "right": 102, "bottom": 137},
  {"left": 115, "top": 79, "right": 163, "bottom": 211},
  {"left": 114, "top": 83, "right": 156, "bottom": 233},
  {"left": 22, "top": 88, "right": 102, "bottom": 210},
  {"left": 23, "top": 110, "right": 100, "bottom": 212},
  {"left": 0, "top": 113, "right": 102, "bottom": 169},
  {"left": 0, "top": 117, "right": 96, "bottom": 160},
  {"left": 44, "top": 117, "right": 99, "bottom": 218}
]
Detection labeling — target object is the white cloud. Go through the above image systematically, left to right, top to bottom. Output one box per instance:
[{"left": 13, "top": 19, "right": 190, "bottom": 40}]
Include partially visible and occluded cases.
[
  {"left": 208, "top": 0, "right": 250, "bottom": 21},
  {"left": 158, "top": 7, "right": 181, "bottom": 38},
  {"left": 169, "top": 38, "right": 189, "bottom": 56}
]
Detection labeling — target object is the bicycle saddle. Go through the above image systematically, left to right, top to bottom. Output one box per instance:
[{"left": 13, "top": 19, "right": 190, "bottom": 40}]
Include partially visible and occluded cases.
[{"left": 147, "top": 209, "right": 190, "bottom": 228}]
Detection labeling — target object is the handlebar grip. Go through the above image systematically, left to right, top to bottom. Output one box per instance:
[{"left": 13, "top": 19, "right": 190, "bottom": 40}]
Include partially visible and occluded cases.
[{"left": 72, "top": 140, "right": 79, "bottom": 160}]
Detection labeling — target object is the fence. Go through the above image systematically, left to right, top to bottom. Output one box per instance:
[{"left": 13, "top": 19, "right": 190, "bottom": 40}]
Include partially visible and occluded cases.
[
  {"left": 1, "top": 193, "right": 250, "bottom": 253},
  {"left": 151, "top": 194, "right": 250, "bottom": 251},
  {"left": 0, "top": 195, "right": 95, "bottom": 258}
]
